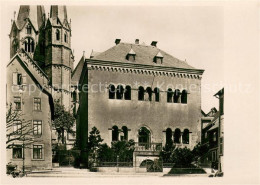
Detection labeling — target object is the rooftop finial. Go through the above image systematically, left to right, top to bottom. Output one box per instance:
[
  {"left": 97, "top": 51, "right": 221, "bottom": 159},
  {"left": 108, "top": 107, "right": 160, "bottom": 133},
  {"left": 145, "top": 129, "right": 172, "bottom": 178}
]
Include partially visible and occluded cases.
[
  {"left": 14, "top": 11, "right": 16, "bottom": 20},
  {"left": 48, "top": 13, "right": 50, "bottom": 18},
  {"left": 83, "top": 51, "right": 85, "bottom": 57}
]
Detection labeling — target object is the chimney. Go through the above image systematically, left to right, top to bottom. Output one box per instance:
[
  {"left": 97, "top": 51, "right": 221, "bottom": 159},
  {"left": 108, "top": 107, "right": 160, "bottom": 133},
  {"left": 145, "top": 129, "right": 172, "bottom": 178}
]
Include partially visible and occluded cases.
[
  {"left": 115, "top": 39, "right": 121, "bottom": 45},
  {"left": 135, "top": 39, "right": 139, "bottom": 44},
  {"left": 151, "top": 41, "right": 158, "bottom": 47}
]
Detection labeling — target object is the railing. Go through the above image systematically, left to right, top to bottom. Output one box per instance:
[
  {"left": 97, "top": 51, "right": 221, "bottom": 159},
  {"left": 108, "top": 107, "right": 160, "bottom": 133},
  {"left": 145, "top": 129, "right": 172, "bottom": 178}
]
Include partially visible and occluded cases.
[{"left": 134, "top": 142, "right": 162, "bottom": 152}]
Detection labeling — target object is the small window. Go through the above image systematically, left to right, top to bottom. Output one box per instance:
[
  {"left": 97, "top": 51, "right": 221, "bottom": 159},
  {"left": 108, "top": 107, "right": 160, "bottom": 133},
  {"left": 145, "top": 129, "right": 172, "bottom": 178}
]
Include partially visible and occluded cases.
[
  {"left": 26, "top": 25, "right": 32, "bottom": 34},
  {"left": 56, "top": 29, "right": 60, "bottom": 40},
  {"left": 64, "top": 32, "right": 67, "bottom": 43},
  {"left": 12, "top": 39, "right": 18, "bottom": 53},
  {"left": 17, "top": 73, "right": 22, "bottom": 85},
  {"left": 109, "top": 85, "right": 115, "bottom": 99},
  {"left": 116, "top": 85, "right": 124, "bottom": 100},
  {"left": 125, "top": 86, "right": 131, "bottom": 100},
  {"left": 138, "top": 86, "right": 144, "bottom": 101},
  {"left": 146, "top": 87, "right": 152, "bottom": 101},
  {"left": 154, "top": 88, "right": 160, "bottom": 102},
  {"left": 167, "top": 88, "right": 173, "bottom": 103},
  {"left": 174, "top": 89, "right": 181, "bottom": 103},
  {"left": 181, "top": 90, "right": 188, "bottom": 104},
  {"left": 14, "top": 97, "right": 21, "bottom": 110},
  {"left": 34, "top": 98, "right": 41, "bottom": 111},
  {"left": 13, "top": 120, "right": 22, "bottom": 134},
  {"left": 33, "top": 120, "right": 42, "bottom": 135},
  {"left": 112, "top": 126, "right": 119, "bottom": 141},
  {"left": 122, "top": 126, "right": 128, "bottom": 141},
  {"left": 166, "top": 128, "right": 172, "bottom": 145},
  {"left": 174, "top": 128, "right": 181, "bottom": 143},
  {"left": 182, "top": 129, "right": 189, "bottom": 144},
  {"left": 213, "top": 132, "right": 217, "bottom": 142},
  {"left": 13, "top": 145, "right": 23, "bottom": 159},
  {"left": 33, "top": 145, "right": 43, "bottom": 159}
]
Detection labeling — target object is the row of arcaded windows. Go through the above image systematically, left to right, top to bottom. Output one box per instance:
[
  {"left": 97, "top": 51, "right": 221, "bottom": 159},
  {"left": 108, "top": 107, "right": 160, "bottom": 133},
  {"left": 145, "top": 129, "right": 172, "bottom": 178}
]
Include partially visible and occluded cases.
[
  {"left": 108, "top": 84, "right": 187, "bottom": 103},
  {"left": 167, "top": 89, "right": 187, "bottom": 104},
  {"left": 112, "top": 125, "right": 128, "bottom": 141},
  {"left": 166, "top": 128, "right": 190, "bottom": 144}
]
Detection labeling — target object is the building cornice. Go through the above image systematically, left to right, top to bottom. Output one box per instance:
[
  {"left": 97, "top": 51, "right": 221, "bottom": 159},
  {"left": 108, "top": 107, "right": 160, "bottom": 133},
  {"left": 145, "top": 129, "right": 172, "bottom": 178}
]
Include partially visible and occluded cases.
[{"left": 85, "top": 59, "right": 204, "bottom": 79}]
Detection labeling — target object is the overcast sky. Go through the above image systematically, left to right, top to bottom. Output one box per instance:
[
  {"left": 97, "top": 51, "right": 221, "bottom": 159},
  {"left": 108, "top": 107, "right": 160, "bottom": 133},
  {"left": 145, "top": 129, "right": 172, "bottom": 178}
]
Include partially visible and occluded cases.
[{"left": 2, "top": 4, "right": 224, "bottom": 113}]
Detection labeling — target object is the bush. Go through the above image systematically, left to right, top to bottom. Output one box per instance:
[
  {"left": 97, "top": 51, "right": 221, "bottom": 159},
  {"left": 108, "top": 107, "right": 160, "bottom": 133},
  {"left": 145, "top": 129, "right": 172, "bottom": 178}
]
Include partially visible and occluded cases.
[
  {"left": 171, "top": 147, "right": 193, "bottom": 168},
  {"left": 168, "top": 166, "right": 206, "bottom": 174}
]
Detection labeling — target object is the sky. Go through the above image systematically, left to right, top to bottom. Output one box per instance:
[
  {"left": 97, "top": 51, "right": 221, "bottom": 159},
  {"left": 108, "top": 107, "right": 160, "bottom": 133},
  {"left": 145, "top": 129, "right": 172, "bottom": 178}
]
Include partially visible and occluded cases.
[{"left": 1, "top": 4, "right": 224, "bottom": 113}]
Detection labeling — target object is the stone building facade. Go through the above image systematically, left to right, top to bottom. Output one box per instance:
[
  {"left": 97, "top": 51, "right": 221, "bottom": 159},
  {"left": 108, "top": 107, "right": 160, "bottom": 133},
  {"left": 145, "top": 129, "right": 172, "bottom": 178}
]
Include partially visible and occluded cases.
[{"left": 73, "top": 39, "right": 204, "bottom": 166}]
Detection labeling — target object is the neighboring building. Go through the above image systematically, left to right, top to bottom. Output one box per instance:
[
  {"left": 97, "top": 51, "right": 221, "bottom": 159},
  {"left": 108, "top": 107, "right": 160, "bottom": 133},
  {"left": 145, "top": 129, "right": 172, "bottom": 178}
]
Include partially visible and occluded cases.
[
  {"left": 6, "top": 5, "right": 75, "bottom": 170},
  {"left": 73, "top": 39, "right": 204, "bottom": 167},
  {"left": 6, "top": 49, "right": 54, "bottom": 170},
  {"left": 200, "top": 88, "right": 224, "bottom": 171},
  {"left": 214, "top": 88, "right": 224, "bottom": 172}
]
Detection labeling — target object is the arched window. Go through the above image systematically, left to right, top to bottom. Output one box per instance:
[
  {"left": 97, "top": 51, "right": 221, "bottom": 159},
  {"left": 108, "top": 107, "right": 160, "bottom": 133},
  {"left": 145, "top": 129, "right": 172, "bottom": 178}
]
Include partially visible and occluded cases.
[
  {"left": 26, "top": 25, "right": 32, "bottom": 34},
  {"left": 56, "top": 29, "right": 60, "bottom": 40},
  {"left": 64, "top": 32, "right": 67, "bottom": 43},
  {"left": 24, "top": 37, "right": 34, "bottom": 53},
  {"left": 12, "top": 39, "right": 18, "bottom": 53},
  {"left": 108, "top": 84, "right": 115, "bottom": 99},
  {"left": 116, "top": 85, "right": 124, "bottom": 99},
  {"left": 124, "top": 85, "right": 131, "bottom": 100},
  {"left": 138, "top": 86, "right": 144, "bottom": 101},
  {"left": 146, "top": 87, "right": 152, "bottom": 101},
  {"left": 154, "top": 88, "right": 160, "bottom": 102},
  {"left": 167, "top": 88, "right": 173, "bottom": 103},
  {"left": 174, "top": 89, "right": 181, "bottom": 103},
  {"left": 181, "top": 90, "right": 188, "bottom": 104},
  {"left": 112, "top": 126, "right": 119, "bottom": 141},
  {"left": 122, "top": 126, "right": 128, "bottom": 141},
  {"left": 138, "top": 127, "right": 150, "bottom": 145},
  {"left": 166, "top": 128, "right": 172, "bottom": 145},
  {"left": 174, "top": 128, "right": 181, "bottom": 143},
  {"left": 182, "top": 129, "right": 189, "bottom": 144}
]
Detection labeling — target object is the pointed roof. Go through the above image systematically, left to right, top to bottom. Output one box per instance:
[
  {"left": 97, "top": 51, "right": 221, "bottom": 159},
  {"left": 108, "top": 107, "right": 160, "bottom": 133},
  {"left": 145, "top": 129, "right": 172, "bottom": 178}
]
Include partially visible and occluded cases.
[
  {"left": 16, "top": 5, "right": 45, "bottom": 31},
  {"left": 50, "top": 5, "right": 67, "bottom": 22},
  {"left": 93, "top": 42, "right": 195, "bottom": 69}
]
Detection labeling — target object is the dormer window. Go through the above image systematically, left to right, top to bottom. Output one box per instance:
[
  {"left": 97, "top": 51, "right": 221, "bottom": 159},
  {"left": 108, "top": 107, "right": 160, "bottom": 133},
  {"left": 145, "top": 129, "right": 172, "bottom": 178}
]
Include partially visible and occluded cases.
[
  {"left": 26, "top": 25, "right": 32, "bottom": 34},
  {"left": 126, "top": 48, "right": 136, "bottom": 62},
  {"left": 154, "top": 51, "right": 163, "bottom": 64}
]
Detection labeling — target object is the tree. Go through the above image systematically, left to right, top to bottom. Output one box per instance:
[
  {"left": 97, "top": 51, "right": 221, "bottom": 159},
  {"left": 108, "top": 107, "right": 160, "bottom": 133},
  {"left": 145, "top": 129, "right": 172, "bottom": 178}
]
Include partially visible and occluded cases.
[
  {"left": 53, "top": 100, "right": 75, "bottom": 144},
  {"left": 6, "top": 103, "right": 35, "bottom": 149},
  {"left": 88, "top": 127, "right": 104, "bottom": 167},
  {"left": 111, "top": 140, "right": 135, "bottom": 162},
  {"left": 159, "top": 140, "right": 176, "bottom": 163},
  {"left": 192, "top": 142, "right": 209, "bottom": 163}
]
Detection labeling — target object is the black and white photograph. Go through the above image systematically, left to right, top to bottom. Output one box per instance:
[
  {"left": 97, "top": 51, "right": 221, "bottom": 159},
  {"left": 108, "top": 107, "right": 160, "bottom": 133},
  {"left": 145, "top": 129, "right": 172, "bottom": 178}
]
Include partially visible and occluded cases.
[{"left": 0, "top": 1, "right": 259, "bottom": 185}]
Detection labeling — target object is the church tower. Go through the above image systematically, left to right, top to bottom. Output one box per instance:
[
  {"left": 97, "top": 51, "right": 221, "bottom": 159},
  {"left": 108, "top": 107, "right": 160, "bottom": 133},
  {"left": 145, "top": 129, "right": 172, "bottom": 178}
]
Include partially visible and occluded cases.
[
  {"left": 9, "top": 5, "right": 45, "bottom": 60},
  {"left": 44, "top": 5, "right": 74, "bottom": 110}
]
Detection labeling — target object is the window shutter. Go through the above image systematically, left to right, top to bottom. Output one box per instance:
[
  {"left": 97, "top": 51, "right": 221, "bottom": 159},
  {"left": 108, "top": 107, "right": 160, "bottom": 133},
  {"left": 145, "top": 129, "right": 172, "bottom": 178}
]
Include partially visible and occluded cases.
[
  {"left": 13, "top": 73, "right": 17, "bottom": 85},
  {"left": 22, "top": 75, "right": 27, "bottom": 85}
]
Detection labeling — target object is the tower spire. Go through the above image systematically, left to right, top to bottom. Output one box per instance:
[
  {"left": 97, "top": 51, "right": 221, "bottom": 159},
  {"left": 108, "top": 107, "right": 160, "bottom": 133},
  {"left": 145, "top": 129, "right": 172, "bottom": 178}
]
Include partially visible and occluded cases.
[{"left": 50, "top": 5, "right": 68, "bottom": 22}]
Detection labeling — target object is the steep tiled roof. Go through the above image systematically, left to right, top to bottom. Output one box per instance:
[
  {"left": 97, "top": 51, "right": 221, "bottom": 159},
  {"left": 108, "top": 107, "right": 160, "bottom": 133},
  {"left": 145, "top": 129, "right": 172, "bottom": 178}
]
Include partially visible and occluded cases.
[
  {"left": 93, "top": 42, "right": 195, "bottom": 69},
  {"left": 205, "top": 111, "right": 220, "bottom": 131}
]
